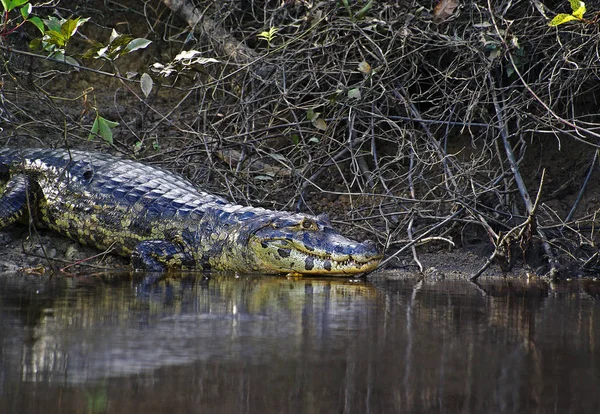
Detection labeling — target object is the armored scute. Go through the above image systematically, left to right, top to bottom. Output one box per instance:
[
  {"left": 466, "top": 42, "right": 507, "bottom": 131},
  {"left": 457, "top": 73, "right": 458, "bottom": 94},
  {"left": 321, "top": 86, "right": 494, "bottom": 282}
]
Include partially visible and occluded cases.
[{"left": 0, "top": 148, "right": 382, "bottom": 275}]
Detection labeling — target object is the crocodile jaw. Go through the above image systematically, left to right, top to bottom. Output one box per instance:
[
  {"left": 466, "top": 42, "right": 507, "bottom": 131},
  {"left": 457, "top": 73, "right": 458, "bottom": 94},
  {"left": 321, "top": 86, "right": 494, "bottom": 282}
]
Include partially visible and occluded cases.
[{"left": 247, "top": 236, "right": 382, "bottom": 275}]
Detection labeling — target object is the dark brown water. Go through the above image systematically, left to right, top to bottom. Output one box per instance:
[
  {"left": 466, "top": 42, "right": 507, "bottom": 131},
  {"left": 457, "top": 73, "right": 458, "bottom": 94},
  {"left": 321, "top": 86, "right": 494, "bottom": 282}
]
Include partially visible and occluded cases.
[{"left": 1, "top": 272, "right": 599, "bottom": 413}]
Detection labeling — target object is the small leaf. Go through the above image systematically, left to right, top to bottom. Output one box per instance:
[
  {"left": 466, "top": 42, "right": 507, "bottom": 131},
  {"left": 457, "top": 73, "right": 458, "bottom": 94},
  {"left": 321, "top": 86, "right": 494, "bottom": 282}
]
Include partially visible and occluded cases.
[
  {"left": 3, "top": 0, "right": 27, "bottom": 12},
  {"left": 433, "top": 0, "right": 459, "bottom": 22},
  {"left": 569, "top": 0, "right": 584, "bottom": 12},
  {"left": 571, "top": 0, "right": 586, "bottom": 19},
  {"left": 20, "top": 3, "right": 30, "bottom": 19},
  {"left": 549, "top": 13, "right": 579, "bottom": 26},
  {"left": 28, "top": 16, "right": 44, "bottom": 34},
  {"left": 43, "top": 16, "right": 61, "bottom": 32},
  {"left": 109, "top": 28, "right": 119, "bottom": 44},
  {"left": 44, "top": 30, "right": 66, "bottom": 47},
  {"left": 29, "top": 37, "right": 41, "bottom": 50},
  {"left": 125, "top": 38, "right": 152, "bottom": 53},
  {"left": 64, "top": 55, "right": 80, "bottom": 67},
  {"left": 357, "top": 60, "right": 371, "bottom": 75},
  {"left": 140, "top": 72, "right": 153, "bottom": 98},
  {"left": 347, "top": 88, "right": 361, "bottom": 100},
  {"left": 307, "top": 108, "right": 318, "bottom": 122},
  {"left": 88, "top": 116, "right": 100, "bottom": 140},
  {"left": 97, "top": 116, "right": 118, "bottom": 144},
  {"left": 312, "top": 118, "right": 327, "bottom": 131},
  {"left": 308, "top": 137, "right": 320, "bottom": 144},
  {"left": 255, "top": 175, "right": 274, "bottom": 181}
]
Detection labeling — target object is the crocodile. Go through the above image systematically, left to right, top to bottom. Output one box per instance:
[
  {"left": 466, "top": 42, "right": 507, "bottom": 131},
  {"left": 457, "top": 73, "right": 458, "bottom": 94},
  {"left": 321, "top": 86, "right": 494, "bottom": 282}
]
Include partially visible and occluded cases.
[{"left": 0, "top": 148, "right": 382, "bottom": 275}]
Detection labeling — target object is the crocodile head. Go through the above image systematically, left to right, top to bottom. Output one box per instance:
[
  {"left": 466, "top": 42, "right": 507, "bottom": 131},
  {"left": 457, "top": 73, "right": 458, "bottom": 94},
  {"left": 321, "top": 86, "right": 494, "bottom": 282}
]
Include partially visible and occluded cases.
[{"left": 244, "top": 213, "right": 382, "bottom": 275}]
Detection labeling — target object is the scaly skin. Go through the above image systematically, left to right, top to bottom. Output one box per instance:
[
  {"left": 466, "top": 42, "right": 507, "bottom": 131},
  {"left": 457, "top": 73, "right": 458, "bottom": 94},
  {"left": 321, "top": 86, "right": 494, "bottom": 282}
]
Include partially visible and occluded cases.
[{"left": 0, "top": 148, "right": 382, "bottom": 275}]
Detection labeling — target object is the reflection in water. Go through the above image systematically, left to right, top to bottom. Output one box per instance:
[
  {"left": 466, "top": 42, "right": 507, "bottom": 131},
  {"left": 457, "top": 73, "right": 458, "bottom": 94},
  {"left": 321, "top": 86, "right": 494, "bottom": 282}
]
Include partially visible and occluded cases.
[{"left": 1, "top": 273, "right": 600, "bottom": 413}]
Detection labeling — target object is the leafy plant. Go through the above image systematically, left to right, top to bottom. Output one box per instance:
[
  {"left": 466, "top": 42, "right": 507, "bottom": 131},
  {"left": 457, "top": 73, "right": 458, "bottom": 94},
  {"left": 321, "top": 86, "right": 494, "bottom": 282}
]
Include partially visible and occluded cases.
[
  {"left": 0, "top": 0, "right": 43, "bottom": 38},
  {"left": 549, "top": 0, "right": 587, "bottom": 26},
  {"left": 29, "top": 16, "right": 89, "bottom": 65},
  {"left": 257, "top": 27, "right": 278, "bottom": 47},
  {"left": 82, "top": 28, "right": 151, "bottom": 61},
  {"left": 88, "top": 114, "right": 119, "bottom": 145}
]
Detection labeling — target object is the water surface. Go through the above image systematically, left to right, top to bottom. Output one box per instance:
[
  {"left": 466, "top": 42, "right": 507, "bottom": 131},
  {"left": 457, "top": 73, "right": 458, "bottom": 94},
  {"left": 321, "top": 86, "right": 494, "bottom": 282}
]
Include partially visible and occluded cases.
[{"left": 0, "top": 272, "right": 599, "bottom": 413}]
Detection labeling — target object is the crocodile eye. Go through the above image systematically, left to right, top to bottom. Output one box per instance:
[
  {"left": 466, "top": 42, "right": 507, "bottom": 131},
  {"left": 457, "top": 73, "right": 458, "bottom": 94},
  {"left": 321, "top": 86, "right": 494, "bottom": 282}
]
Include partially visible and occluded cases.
[{"left": 301, "top": 218, "right": 318, "bottom": 231}]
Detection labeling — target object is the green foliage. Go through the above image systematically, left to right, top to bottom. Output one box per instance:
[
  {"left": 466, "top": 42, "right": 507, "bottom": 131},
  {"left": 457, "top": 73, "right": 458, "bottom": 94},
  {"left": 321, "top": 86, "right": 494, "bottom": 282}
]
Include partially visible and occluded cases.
[
  {"left": 0, "top": 0, "right": 43, "bottom": 38},
  {"left": 549, "top": 0, "right": 587, "bottom": 26},
  {"left": 28, "top": 16, "right": 89, "bottom": 65},
  {"left": 257, "top": 27, "right": 278, "bottom": 47},
  {"left": 82, "top": 29, "right": 151, "bottom": 61},
  {"left": 88, "top": 114, "right": 119, "bottom": 145}
]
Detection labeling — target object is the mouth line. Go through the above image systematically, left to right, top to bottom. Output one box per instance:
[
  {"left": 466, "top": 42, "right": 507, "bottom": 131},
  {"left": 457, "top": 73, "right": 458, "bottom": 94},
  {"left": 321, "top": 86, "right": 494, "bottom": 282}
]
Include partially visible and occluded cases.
[{"left": 263, "top": 238, "right": 382, "bottom": 266}]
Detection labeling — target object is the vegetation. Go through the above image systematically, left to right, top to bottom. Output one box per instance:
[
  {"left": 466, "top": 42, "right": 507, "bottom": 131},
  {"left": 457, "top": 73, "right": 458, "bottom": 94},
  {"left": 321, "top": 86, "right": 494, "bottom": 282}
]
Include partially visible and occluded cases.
[{"left": 2, "top": 0, "right": 600, "bottom": 278}]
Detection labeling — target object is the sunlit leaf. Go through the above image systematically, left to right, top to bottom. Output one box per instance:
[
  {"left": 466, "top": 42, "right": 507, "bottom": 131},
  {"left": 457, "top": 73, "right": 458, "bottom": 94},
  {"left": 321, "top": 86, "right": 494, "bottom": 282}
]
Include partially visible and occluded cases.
[
  {"left": 2, "top": 0, "right": 27, "bottom": 12},
  {"left": 433, "top": 0, "right": 459, "bottom": 22},
  {"left": 570, "top": 0, "right": 586, "bottom": 19},
  {"left": 20, "top": 3, "right": 30, "bottom": 19},
  {"left": 549, "top": 13, "right": 579, "bottom": 26},
  {"left": 28, "top": 17, "right": 44, "bottom": 34},
  {"left": 61, "top": 17, "right": 88, "bottom": 39},
  {"left": 125, "top": 38, "right": 152, "bottom": 53},
  {"left": 358, "top": 60, "right": 371, "bottom": 75},
  {"left": 140, "top": 72, "right": 153, "bottom": 98},
  {"left": 348, "top": 88, "right": 361, "bottom": 100},
  {"left": 89, "top": 115, "right": 118, "bottom": 144},
  {"left": 88, "top": 116, "right": 100, "bottom": 140},
  {"left": 97, "top": 116, "right": 118, "bottom": 144},
  {"left": 312, "top": 118, "right": 327, "bottom": 131}
]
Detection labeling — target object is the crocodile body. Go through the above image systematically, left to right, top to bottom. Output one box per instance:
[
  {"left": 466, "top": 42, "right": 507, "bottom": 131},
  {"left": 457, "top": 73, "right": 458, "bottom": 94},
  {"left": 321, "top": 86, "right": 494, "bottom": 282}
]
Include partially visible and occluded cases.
[{"left": 0, "top": 148, "right": 382, "bottom": 274}]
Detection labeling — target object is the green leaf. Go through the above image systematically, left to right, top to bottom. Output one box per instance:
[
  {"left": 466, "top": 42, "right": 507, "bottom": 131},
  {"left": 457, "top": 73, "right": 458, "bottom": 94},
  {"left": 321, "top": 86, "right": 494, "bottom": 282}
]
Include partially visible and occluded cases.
[
  {"left": 2, "top": 0, "right": 27, "bottom": 12},
  {"left": 569, "top": 0, "right": 584, "bottom": 12},
  {"left": 571, "top": 1, "right": 586, "bottom": 19},
  {"left": 20, "top": 3, "right": 30, "bottom": 19},
  {"left": 549, "top": 13, "right": 579, "bottom": 26},
  {"left": 28, "top": 16, "right": 43, "bottom": 34},
  {"left": 43, "top": 16, "right": 62, "bottom": 32},
  {"left": 61, "top": 17, "right": 88, "bottom": 39},
  {"left": 44, "top": 30, "right": 66, "bottom": 47},
  {"left": 125, "top": 38, "right": 152, "bottom": 53},
  {"left": 347, "top": 87, "right": 361, "bottom": 100},
  {"left": 306, "top": 108, "right": 318, "bottom": 122},
  {"left": 89, "top": 115, "right": 118, "bottom": 144},
  {"left": 88, "top": 116, "right": 100, "bottom": 140},
  {"left": 97, "top": 116, "right": 117, "bottom": 144}
]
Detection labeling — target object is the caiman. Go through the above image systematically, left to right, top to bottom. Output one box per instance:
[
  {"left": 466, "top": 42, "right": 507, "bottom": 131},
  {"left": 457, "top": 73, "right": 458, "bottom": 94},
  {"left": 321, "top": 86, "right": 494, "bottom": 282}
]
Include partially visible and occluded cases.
[{"left": 0, "top": 148, "right": 382, "bottom": 275}]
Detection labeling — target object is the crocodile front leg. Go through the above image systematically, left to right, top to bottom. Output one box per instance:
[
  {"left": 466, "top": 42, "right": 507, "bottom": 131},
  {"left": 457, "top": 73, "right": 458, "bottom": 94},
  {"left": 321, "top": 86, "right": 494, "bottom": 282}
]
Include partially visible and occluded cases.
[
  {"left": 0, "top": 174, "right": 38, "bottom": 228},
  {"left": 131, "top": 240, "right": 196, "bottom": 271}
]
